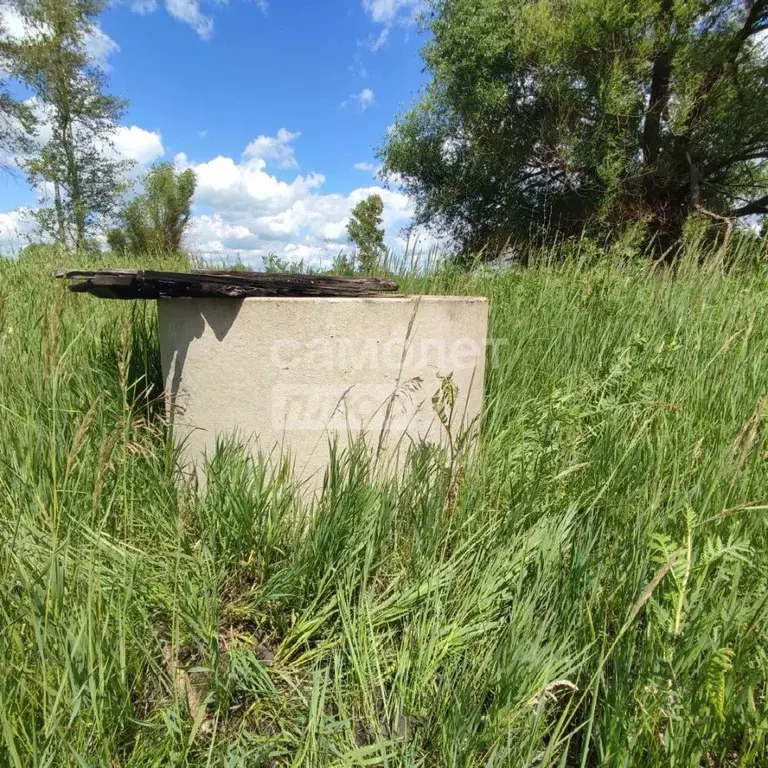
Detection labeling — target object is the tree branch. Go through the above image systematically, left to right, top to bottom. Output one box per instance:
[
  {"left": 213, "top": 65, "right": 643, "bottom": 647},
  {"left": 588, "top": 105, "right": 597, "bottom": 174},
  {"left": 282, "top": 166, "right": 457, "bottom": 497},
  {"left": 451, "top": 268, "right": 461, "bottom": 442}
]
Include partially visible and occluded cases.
[
  {"left": 642, "top": 0, "right": 673, "bottom": 166},
  {"left": 681, "top": 0, "right": 768, "bottom": 139},
  {"left": 734, "top": 0, "right": 768, "bottom": 48},
  {"left": 701, "top": 149, "right": 768, "bottom": 178},
  {"left": 730, "top": 194, "right": 768, "bottom": 217}
]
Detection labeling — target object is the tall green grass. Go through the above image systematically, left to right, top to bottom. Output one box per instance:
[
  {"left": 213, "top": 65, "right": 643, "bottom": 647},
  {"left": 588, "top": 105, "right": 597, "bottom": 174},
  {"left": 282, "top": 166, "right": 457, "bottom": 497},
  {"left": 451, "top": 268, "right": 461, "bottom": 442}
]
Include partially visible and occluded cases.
[{"left": 1, "top": 250, "right": 767, "bottom": 766}]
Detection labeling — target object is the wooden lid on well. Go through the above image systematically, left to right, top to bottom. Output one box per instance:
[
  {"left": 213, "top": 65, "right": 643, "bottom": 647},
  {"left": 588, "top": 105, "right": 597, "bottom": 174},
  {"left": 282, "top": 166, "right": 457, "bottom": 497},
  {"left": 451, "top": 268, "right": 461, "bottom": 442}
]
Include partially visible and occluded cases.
[{"left": 54, "top": 269, "right": 398, "bottom": 300}]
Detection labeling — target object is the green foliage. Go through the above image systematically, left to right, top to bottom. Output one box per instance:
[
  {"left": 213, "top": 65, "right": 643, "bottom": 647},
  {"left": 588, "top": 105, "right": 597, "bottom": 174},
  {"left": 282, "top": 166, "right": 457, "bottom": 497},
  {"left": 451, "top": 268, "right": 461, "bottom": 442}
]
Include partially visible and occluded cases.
[
  {"left": 4, "top": 0, "right": 130, "bottom": 250},
  {"left": 381, "top": 0, "right": 768, "bottom": 257},
  {"left": 0, "top": 9, "right": 35, "bottom": 167},
  {"left": 0, "top": 91, "right": 34, "bottom": 166},
  {"left": 109, "top": 163, "right": 196, "bottom": 256},
  {"left": 346, "top": 193, "right": 386, "bottom": 273},
  {"left": 105, "top": 226, "right": 127, "bottom": 254},
  {"left": 16, "top": 241, "right": 61, "bottom": 263},
  {"left": 1, "top": 243, "right": 768, "bottom": 764},
  {"left": 329, "top": 251, "right": 356, "bottom": 275},
  {"left": 263, "top": 252, "right": 313, "bottom": 273},
  {"left": 263, "top": 252, "right": 291, "bottom": 272}
]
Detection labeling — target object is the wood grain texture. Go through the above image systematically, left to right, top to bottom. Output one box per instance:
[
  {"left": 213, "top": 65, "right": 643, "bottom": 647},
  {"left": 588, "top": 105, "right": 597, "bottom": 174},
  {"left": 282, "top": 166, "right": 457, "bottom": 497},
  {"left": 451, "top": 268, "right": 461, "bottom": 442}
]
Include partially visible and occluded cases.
[{"left": 54, "top": 269, "right": 399, "bottom": 299}]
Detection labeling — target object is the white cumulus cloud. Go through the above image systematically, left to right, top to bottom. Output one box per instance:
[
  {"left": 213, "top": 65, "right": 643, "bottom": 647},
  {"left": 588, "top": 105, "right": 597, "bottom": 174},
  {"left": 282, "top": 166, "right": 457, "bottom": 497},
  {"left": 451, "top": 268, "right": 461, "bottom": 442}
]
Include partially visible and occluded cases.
[
  {"left": 85, "top": 24, "right": 120, "bottom": 70},
  {"left": 112, "top": 126, "right": 166, "bottom": 166},
  {"left": 244, "top": 128, "right": 301, "bottom": 169},
  {"left": 0, "top": 130, "right": 446, "bottom": 264},
  {"left": 174, "top": 137, "right": 422, "bottom": 265},
  {"left": 181, "top": 152, "right": 325, "bottom": 217},
  {"left": 353, "top": 161, "right": 377, "bottom": 172},
  {"left": 0, "top": 208, "right": 35, "bottom": 254}
]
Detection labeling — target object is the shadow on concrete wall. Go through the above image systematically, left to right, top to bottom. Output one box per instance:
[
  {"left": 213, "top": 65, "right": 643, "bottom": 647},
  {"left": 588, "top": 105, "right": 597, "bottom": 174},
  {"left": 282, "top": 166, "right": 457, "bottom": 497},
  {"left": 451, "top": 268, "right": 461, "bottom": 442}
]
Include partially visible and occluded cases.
[{"left": 161, "top": 299, "right": 244, "bottom": 425}]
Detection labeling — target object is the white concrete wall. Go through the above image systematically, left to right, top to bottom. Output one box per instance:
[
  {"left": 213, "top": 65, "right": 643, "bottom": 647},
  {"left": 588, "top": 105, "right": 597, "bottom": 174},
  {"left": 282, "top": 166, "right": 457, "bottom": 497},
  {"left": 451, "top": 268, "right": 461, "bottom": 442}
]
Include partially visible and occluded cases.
[{"left": 158, "top": 295, "right": 489, "bottom": 490}]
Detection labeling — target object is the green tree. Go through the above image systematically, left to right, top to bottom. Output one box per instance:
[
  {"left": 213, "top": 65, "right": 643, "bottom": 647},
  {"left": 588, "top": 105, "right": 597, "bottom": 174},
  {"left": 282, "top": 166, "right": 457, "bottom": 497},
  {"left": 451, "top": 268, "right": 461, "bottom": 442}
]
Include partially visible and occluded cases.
[
  {"left": 6, "top": 0, "right": 130, "bottom": 250},
  {"left": 381, "top": 0, "right": 768, "bottom": 257},
  {"left": 0, "top": 14, "right": 36, "bottom": 169},
  {"left": 108, "top": 163, "right": 196, "bottom": 255},
  {"left": 346, "top": 193, "right": 386, "bottom": 272}
]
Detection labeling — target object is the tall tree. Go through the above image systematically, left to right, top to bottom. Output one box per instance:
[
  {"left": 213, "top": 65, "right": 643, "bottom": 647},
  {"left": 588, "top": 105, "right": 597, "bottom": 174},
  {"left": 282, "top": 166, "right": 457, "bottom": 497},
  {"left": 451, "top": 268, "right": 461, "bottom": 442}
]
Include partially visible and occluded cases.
[
  {"left": 5, "top": 0, "right": 130, "bottom": 250},
  {"left": 381, "top": 0, "right": 768, "bottom": 257},
  {"left": 0, "top": 14, "right": 36, "bottom": 168},
  {"left": 108, "top": 163, "right": 196, "bottom": 255},
  {"left": 347, "top": 193, "right": 386, "bottom": 272}
]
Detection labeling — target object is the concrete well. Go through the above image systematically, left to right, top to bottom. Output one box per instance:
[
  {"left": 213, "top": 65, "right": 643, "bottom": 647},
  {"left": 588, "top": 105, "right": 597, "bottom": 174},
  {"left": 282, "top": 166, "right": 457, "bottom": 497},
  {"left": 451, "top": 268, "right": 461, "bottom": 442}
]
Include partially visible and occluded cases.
[{"left": 158, "top": 295, "right": 489, "bottom": 490}]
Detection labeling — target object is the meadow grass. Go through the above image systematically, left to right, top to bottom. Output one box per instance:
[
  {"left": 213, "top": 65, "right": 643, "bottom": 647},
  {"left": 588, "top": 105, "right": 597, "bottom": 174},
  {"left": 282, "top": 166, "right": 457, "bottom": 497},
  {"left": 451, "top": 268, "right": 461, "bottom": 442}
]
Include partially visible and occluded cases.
[{"left": 1, "top": 250, "right": 767, "bottom": 766}]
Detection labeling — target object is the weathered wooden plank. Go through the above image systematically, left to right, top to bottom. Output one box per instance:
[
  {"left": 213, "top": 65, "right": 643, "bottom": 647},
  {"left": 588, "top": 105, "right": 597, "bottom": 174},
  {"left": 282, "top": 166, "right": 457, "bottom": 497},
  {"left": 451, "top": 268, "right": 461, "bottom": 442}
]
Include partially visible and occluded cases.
[
  {"left": 54, "top": 269, "right": 398, "bottom": 299},
  {"left": 192, "top": 269, "right": 398, "bottom": 292}
]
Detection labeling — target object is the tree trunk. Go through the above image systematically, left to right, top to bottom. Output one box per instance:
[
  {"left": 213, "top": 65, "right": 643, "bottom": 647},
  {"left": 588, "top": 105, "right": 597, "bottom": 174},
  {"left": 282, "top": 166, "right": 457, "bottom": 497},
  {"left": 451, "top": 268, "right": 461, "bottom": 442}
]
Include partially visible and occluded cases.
[
  {"left": 640, "top": 0, "right": 677, "bottom": 258},
  {"left": 642, "top": 0, "right": 673, "bottom": 167},
  {"left": 52, "top": 1, "right": 85, "bottom": 251},
  {"left": 63, "top": 119, "right": 85, "bottom": 250},
  {"left": 53, "top": 179, "right": 66, "bottom": 247}
]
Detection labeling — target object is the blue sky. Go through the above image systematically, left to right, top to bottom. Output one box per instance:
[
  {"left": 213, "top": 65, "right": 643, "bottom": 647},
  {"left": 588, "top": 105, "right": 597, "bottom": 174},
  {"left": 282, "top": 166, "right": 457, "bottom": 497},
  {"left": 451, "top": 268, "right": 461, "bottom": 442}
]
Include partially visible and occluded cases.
[{"left": 0, "top": 0, "right": 433, "bottom": 264}]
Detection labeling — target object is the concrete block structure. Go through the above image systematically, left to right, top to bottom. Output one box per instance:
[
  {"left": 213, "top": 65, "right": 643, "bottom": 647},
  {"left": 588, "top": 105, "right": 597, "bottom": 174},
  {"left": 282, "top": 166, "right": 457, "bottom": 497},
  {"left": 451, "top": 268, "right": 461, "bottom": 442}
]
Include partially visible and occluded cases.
[{"left": 158, "top": 295, "right": 489, "bottom": 491}]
